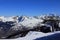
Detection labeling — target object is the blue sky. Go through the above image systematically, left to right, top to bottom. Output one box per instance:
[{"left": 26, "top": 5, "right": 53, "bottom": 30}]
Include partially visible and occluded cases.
[{"left": 0, "top": 0, "right": 60, "bottom": 16}]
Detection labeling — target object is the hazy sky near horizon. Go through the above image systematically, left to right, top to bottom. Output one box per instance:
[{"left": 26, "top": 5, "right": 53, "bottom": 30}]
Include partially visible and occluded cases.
[{"left": 0, "top": 0, "right": 60, "bottom": 16}]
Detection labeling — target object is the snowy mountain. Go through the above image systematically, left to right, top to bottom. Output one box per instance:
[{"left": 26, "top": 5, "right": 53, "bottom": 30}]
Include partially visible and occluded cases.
[
  {"left": 0, "top": 14, "right": 60, "bottom": 39},
  {"left": 0, "top": 15, "right": 44, "bottom": 39},
  {"left": 0, "top": 16, "right": 44, "bottom": 30},
  {"left": 18, "top": 16, "right": 43, "bottom": 29}
]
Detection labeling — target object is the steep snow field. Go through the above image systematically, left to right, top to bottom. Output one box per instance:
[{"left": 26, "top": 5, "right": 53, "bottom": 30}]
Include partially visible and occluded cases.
[
  {"left": 18, "top": 16, "right": 43, "bottom": 29},
  {"left": 0, "top": 31, "right": 60, "bottom": 40},
  {"left": 17, "top": 31, "right": 60, "bottom": 40}
]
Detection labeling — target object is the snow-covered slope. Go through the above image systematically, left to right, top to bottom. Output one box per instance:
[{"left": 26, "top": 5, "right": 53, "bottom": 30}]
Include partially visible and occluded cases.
[
  {"left": 0, "top": 15, "right": 60, "bottom": 39},
  {"left": 0, "top": 16, "right": 44, "bottom": 31},
  {"left": 0, "top": 16, "right": 44, "bottom": 38},
  {"left": 0, "top": 16, "right": 18, "bottom": 22},
  {"left": 0, "top": 16, "right": 43, "bottom": 23},
  {"left": 18, "top": 16, "right": 43, "bottom": 29},
  {"left": 0, "top": 31, "right": 60, "bottom": 40},
  {"left": 12, "top": 31, "right": 60, "bottom": 40}
]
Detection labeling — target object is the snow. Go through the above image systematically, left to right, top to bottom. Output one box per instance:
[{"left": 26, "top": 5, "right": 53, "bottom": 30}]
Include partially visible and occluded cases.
[
  {"left": 0, "top": 15, "right": 60, "bottom": 40},
  {"left": 0, "top": 16, "right": 18, "bottom": 22},
  {"left": 0, "top": 16, "right": 43, "bottom": 31},
  {"left": 0, "top": 16, "right": 5, "bottom": 22},
  {"left": 18, "top": 16, "right": 43, "bottom": 29},
  {"left": 0, "top": 31, "right": 60, "bottom": 40},
  {"left": 15, "top": 31, "right": 60, "bottom": 40}
]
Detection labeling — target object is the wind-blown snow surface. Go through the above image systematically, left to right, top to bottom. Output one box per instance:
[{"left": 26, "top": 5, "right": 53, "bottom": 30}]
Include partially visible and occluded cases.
[{"left": 0, "top": 31, "right": 60, "bottom": 40}]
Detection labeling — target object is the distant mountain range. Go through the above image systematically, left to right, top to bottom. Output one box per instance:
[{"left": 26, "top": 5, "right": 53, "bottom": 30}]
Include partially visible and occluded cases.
[
  {"left": 0, "top": 14, "right": 60, "bottom": 39},
  {"left": 0, "top": 15, "right": 44, "bottom": 39}
]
